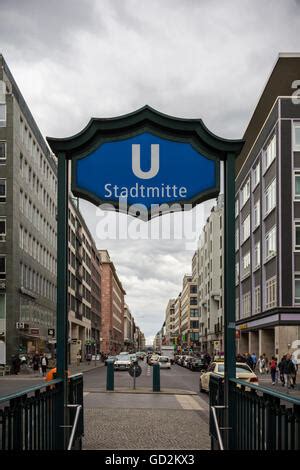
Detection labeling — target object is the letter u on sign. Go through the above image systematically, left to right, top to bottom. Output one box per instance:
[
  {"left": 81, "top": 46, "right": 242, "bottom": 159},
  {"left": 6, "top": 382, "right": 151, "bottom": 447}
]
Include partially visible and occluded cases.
[{"left": 132, "top": 144, "right": 159, "bottom": 179}]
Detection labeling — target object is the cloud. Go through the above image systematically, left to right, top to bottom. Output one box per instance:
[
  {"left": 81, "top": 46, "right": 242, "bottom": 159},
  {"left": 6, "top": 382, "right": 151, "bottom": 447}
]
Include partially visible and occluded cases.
[{"left": 1, "top": 0, "right": 300, "bottom": 339}]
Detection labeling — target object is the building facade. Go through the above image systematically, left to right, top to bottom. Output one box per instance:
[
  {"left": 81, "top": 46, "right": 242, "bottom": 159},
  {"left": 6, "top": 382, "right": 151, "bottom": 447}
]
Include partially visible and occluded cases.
[
  {"left": 235, "top": 54, "right": 300, "bottom": 360},
  {"left": 0, "top": 55, "right": 57, "bottom": 364},
  {"left": 197, "top": 195, "right": 224, "bottom": 355},
  {"left": 67, "top": 198, "right": 101, "bottom": 364},
  {"left": 99, "top": 249, "right": 125, "bottom": 355},
  {"left": 179, "top": 275, "right": 199, "bottom": 351},
  {"left": 164, "top": 298, "right": 176, "bottom": 346},
  {"left": 124, "top": 303, "right": 135, "bottom": 351}
]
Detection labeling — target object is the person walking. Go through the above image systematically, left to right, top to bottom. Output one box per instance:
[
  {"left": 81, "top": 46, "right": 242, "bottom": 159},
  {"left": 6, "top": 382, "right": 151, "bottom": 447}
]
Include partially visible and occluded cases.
[
  {"left": 76, "top": 351, "right": 81, "bottom": 366},
  {"left": 251, "top": 352, "right": 257, "bottom": 371},
  {"left": 32, "top": 353, "right": 40, "bottom": 376},
  {"left": 246, "top": 353, "right": 254, "bottom": 370},
  {"left": 282, "top": 353, "right": 296, "bottom": 389},
  {"left": 41, "top": 354, "right": 48, "bottom": 376},
  {"left": 257, "top": 355, "right": 265, "bottom": 374},
  {"left": 278, "top": 355, "right": 286, "bottom": 386},
  {"left": 291, "top": 355, "right": 298, "bottom": 387},
  {"left": 269, "top": 356, "right": 277, "bottom": 385}
]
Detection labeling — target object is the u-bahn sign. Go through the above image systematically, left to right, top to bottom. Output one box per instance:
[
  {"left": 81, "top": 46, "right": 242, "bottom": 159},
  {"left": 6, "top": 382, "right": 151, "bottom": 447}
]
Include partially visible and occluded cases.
[
  {"left": 46, "top": 105, "right": 244, "bottom": 449},
  {"left": 47, "top": 106, "right": 243, "bottom": 220}
]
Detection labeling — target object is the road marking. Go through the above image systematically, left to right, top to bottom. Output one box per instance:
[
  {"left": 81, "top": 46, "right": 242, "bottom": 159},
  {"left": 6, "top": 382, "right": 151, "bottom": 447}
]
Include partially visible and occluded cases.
[
  {"left": 147, "top": 365, "right": 151, "bottom": 376},
  {"left": 83, "top": 392, "right": 90, "bottom": 397},
  {"left": 175, "top": 394, "right": 203, "bottom": 410}
]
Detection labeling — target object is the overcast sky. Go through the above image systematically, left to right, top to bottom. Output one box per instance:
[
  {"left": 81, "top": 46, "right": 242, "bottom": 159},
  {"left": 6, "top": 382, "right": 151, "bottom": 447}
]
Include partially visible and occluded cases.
[{"left": 1, "top": 0, "right": 300, "bottom": 344}]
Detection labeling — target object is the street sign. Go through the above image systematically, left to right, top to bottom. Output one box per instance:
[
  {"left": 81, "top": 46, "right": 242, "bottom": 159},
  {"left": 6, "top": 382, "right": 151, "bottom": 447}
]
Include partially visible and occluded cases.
[
  {"left": 47, "top": 105, "right": 244, "bottom": 450},
  {"left": 128, "top": 364, "right": 142, "bottom": 378}
]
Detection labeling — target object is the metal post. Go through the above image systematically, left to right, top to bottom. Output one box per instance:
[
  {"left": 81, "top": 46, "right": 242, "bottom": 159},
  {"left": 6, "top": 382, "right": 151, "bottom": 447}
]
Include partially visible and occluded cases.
[
  {"left": 224, "top": 153, "right": 236, "bottom": 450},
  {"left": 56, "top": 154, "right": 69, "bottom": 449},
  {"left": 106, "top": 361, "right": 114, "bottom": 391},
  {"left": 153, "top": 363, "right": 160, "bottom": 392}
]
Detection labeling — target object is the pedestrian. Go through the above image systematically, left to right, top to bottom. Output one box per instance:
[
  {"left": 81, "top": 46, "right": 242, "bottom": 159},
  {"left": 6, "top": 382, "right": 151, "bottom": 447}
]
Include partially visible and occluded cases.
[
  {"left": 76, "top": 351, "right": 81, "bottom": 366},
  {"left": 86, "top": 352, "right": 92, "bottom": 364},
  {"left": 251, "top": 352, "right": 257, "bottom": 370},
  {"left": 32, "top": 353, "right": 40, "bottom": 376},
  {"left": 246, "top": 353, "right": 254, "bottom": 370},
  {"left": 282, "top": 353, "right": 296, "bottom": 389},
  {"left": 41, "top": 354, "right": 48, "bottom": 376},
  {"left": 263, "top": 354, "right": 269, "bottom": 373},
  {"left": 11, "top": 355, "right": 21, "bottom": 374},
  {"left": 257, "top": 355, "right": 265, "bottom": 374},
  {"left": 278, "top": 355, "right": 286, "bottom": 386},
  {"left": 291, "top": 355, "right": 298, "bottom": 387},
  {"left": 269, "top": 356, "right": 277, "bottom": 385}
]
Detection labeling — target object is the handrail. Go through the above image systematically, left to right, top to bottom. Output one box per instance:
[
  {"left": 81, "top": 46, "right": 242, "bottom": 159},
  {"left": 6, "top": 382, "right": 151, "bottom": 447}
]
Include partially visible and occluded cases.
[
  {"left": 0, "top": 378, "right": 63, "bottom": 404},
  {"left": 230, "top": 378, "right": 300, "bottom": 405},
  {"left": 67, "top": 404, "right": 82, "bottom": 450},
  {"left": 211, "top": 406, "right": 226, "bottom": 450}
]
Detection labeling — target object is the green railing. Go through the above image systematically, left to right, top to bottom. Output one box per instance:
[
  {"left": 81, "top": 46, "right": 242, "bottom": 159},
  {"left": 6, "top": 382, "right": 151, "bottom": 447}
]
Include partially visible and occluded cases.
[
  {"left": 0, "top": 374, "right": 84, "bottom": 450},
  {"left": 209, "top": 375, "right": 300, "bottom": 450}
]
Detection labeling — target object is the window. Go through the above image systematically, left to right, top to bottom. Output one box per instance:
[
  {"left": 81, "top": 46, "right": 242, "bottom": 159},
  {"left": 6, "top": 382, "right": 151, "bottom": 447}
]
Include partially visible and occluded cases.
[
  {"left": 0, "top": 103, "right": 6, "bottom": 127},
  {"left": 293, "top": 123, "right": 300, "bottom": 151},
  {"left": 264, "top": 134, "right": 276, "bottom": 171},
  {"left": 0, "top": 142, "right": 6, "bottom": 163},
  {"left": 253, "top": 162, "right": 260, "bottom": 188},
  {"left": 295, "top": 173, "right": 300, "bottom": 200},
  {"left": 0, "top": 179, "right": 6, "bottom": 203},
  {"left": 241, "top": 179, "right": 250, "bottom": 207},
  {"left": 265, "top": 179, "right": 276, "bottom": 215},
  {"left": 235, "top": 199, "right": 239, "bottom": 218},
  {"left": 253, "top": 200, "right": 260, "bottom": 229},
  {"left": 242, "top": 214, "right": 250, "bottom": 243},
  {"left": 0, "top": 218, "right": 6, "bottom": 241},
  {"left": 295, "top": 222, "right": 300, "bottom": 251},
  {"left": 265, "top": 226, "right": 276, "bottom": 261},
  {"left": 235, "top": 227, "right": 239, "bottom": 251},
  {"left": 254, "top": 241, "right": 260, "bottom": 269},
  {"left": 242, "top": 252, "right": 251, "bottom": 278},
  {"left": 0, "top": 256, "right": 5, "bottom": 279},
  {"left": 235, "top": 262, "right": 239, "bottom": 284},
  {"left": 295, "top": 274, "right": 300, "bottom": 304},
  {"left": 265, "top": 277, "right": 276, "bottom": 309},
  {"left": 254, "top": 286, "right": 261, "bottom": 314},
  {"left": 242, "top": 292, "right": 251, "bottom": 318},
  {"left": 236, "top": 298, "right": 239, "bottom": 319},
  {"left": 190, "top": 309, "right": 198, "bottom": 317},
  {"left": 190, "top": 320, "right": 199, "bottom": 329}
]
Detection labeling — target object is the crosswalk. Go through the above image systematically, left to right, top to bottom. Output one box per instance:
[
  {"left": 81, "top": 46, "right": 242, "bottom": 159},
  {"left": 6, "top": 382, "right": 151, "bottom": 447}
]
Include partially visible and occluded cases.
[{"left": 175, "top": 394, "right": 203, "bottom": 410}]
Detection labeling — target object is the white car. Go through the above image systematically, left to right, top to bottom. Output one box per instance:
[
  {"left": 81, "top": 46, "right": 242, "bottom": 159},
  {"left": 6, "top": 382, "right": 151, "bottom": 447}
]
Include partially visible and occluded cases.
[
  {"left": 114, "top": 354, "right": 132, "bottom": 370},
  {"left": 149, "top": 354, "right": 160, "bottom": 365},
  {"left": 158, "top": 356, "right": 171, "bottom": 369},
  {"left": 199, "top": 362, "right": 259, "bottom": 392}
]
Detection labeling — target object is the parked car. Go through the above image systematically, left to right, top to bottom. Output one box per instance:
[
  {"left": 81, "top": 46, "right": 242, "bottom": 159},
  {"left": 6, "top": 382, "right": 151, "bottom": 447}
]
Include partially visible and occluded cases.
[
  {"left": 114, "top": 354, "right": 132, "bottom": 371},
  {"left": 149, "top": 354, "right": 160, "bottom": 365},
  {"left": 105, "top": 355, "right": 117, "bottom": 366},
  {"left": 177, "top": 355, "right": 186, "bottom": 366},
  {"left": 158, "top": 356, "right": 171, "bottom": 369},
  {"left": 183, "top": 356, "right": 194, "bottom": 367},
  {"left": 189, "top": 358, "right": 207, "bottom": 372},
  {"left": 199, "top": 362, "right": 259, "bottom": 393}
]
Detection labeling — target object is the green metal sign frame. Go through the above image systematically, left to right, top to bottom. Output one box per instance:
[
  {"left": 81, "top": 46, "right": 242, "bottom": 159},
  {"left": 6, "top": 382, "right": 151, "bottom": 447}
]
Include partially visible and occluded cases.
[{"left": 47, "top": 105, "right": 244, "bottom": 449}]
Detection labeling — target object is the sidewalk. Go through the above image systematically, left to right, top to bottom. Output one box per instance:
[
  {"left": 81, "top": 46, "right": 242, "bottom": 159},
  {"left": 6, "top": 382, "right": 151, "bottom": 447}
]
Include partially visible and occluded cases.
[{"left": 0, "top": 360, "right": 104, "bottom": 380}]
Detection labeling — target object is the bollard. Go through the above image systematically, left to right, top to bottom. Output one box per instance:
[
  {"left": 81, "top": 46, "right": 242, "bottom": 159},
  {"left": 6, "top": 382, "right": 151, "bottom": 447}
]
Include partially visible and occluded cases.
[
  {"left": 106, "top": 361, "right": 114, "bottom": 391},
  {"left": 153, "top": 362, "right": 160, "bottom": 392}
]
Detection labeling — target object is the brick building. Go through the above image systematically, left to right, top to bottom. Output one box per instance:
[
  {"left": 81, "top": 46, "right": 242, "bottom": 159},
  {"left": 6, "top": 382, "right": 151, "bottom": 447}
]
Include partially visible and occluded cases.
[{"left": 99, "top": 250, "right": 125, "bottom": 355}]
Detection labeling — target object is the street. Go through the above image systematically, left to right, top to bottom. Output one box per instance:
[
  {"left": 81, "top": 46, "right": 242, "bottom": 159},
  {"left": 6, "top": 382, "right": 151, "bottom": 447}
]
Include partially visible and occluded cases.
[{"left": 82, "top": 361, "right": 210, "bottom": 450}]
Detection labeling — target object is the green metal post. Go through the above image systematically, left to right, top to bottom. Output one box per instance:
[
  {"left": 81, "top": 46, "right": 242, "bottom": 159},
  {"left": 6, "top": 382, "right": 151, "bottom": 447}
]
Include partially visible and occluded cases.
[
  {"left": 224, "top": 152, "right": 236, "bottom": 449},
  {"left": 56, "top": 154, "right": 69, "bottom": 449},
  {"left": 106, "top": 361, "right": 114, "bottom": 391},
  {"left": 153, "top": 363, "right": 160, "bottom": 392}
]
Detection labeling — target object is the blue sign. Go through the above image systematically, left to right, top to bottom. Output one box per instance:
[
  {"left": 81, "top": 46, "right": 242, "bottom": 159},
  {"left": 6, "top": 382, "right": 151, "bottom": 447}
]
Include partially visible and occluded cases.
[{"left": 74, "top": 131, "right": 218, "bottom": 213}]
